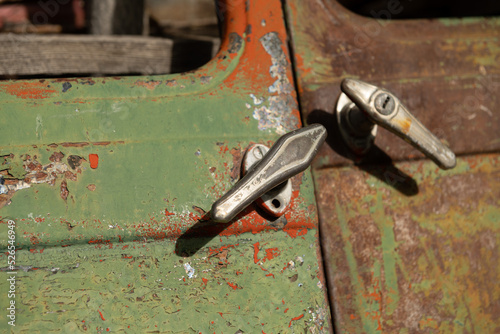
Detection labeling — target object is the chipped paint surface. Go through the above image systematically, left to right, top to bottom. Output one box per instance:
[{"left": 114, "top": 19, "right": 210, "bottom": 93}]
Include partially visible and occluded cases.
[
  {"left": 0, "top": 0, "right": 331, "bottom": 332},
  {"left": 252, "top": 32, "right": 299, "bottom": 135},
  {"left": 0, "top": 152, "right": 86, "bottom": 209},
  {"left": 1, "top": 229, "right": 327, "bottom": 332}
]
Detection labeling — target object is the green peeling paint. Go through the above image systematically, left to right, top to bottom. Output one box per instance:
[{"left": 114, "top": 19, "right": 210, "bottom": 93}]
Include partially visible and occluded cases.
[{"left": 0, "top": 24, "right": 330, "bottom": 332}]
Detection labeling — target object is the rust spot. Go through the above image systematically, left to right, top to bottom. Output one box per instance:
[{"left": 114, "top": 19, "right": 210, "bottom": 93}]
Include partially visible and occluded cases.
[
  {"left": 228, "top": 32, "right": 243, "bottom": 54},
  {"left": 52, "top": 78, "right": 79, "bottom": 83},
  {"left": 165, "top": 79, "right": 177, "bottom": 87},
  {"left": 134, "top": 80, "right": 162, "bottom": 90},
  {"left": 0, "top": 81, "right": 56, "bottom": 99},
  {"left": 395, "top": 117, "right": 412, "bottom": 134},
  {"left": 58, "top": 141, "right": 123, "bottom": 148},
  {"left": 92, "top": 141, "right": 111, "bottom": 146},
  {"left": 60, "top": 142, "right": 90, "bottom": 148},
  {"left": 229, "top": 147, "right": 242, "bottom": 182},
  {"left": 49, "top": 151, "right": 65, "bottom": 163},
  {"left": 1, "top": 154, "right": 87, "bottom": 206},
  {"left": 89, "top": 154, "right": 99, "bottom": 169},
  {"left": 27, "top": 161, "right": 42, "bottom": 171},
  {"left": 0, "top": 170, "right": 14, "bottom": 177},
  {"left": 64, "top": 171, "right": 77, "bottom": 182},
  {"left": 34, "top": 172, "right": 48, "bottom": 180},
  {"left": 60, "top": 180, "right": 69, "bottom": 201},
  {"left": 87, "top": 184, "right": 96, "bottom": 191},
  {"left": 0, "top": 194, "right": 12, "bottom": 209},
  {"left": 192, "top": 206, "right": 207, "bottom": 216},
  {"left": 29, "top": 235, "right": 40, "bottom": 245}
]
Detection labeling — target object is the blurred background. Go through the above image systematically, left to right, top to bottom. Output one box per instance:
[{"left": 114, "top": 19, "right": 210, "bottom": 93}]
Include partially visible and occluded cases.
[{"left": 0, "top": 0, "right": 499, "bottom": 80}]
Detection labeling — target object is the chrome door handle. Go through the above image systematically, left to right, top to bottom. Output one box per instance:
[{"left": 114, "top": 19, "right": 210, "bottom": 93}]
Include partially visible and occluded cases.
[
  {"left": 337, "top": 78, "right": 456, "bottom": 169},
  {"left": 211, "top": 124, "right": 327, "bottom": 223}
]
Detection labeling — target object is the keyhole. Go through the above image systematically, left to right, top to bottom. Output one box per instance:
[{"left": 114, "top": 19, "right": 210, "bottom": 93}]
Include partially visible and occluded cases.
[
  {"left": 374, "top": 93, "right": 395, "bottom": 115},
  {"left": 383, "top": 96, "right": 391, "bottom": 109}
]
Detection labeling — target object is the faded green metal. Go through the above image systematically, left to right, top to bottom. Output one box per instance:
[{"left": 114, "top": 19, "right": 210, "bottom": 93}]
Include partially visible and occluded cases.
[
  {"left": 0, "top": 0, "right": 331, "bottom": 332},
  {"left": 316, "top": 155, "right": 500, "bottom": 333}
]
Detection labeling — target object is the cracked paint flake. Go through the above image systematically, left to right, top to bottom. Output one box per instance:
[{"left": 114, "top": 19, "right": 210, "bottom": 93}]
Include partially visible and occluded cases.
[
  {"left": 252, "top": 32, "right": 299, "bottom": 135},
  {"left": 249, "top": 93, "right": 264, "bottom": 105},
  {"left": 0, "top": 152, "right": 85, "bottom": 209},
  {"left": 183, "top": 263, "right": 195, "bottom": 279}
]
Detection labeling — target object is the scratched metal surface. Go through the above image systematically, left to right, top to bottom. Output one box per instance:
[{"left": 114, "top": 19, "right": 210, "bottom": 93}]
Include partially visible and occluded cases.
[
  {"left": 285, "top": 0, "right": 500, "bottom": 333},
  {"left": 0, "top": 1, "right": 331, "bottom": 332},
  {"left": 316, "top": 155, "right": 500, "bottom": 333}
]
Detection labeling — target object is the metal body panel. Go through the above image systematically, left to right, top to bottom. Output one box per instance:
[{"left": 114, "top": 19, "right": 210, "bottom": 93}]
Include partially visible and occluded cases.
[
  {"left": 285, "top": 0, "right": 500, "bottom": 332},
  {"left": 286, "top": 0, "right": 500, "bottom": 168},
  {"left": 0, "top": 1, "right": 332, "bottom": 332},
  {"left": 316, "top": 155, "right": 500, "bottom": 333}
]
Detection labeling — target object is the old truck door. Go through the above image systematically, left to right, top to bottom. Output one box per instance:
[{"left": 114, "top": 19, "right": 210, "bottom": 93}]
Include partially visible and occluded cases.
[
  {"left": 286, "top": 0, "right": 500, "bottom": 332},
  {"left": 0, "top": 1, "right": 332, "bottom": 332}
]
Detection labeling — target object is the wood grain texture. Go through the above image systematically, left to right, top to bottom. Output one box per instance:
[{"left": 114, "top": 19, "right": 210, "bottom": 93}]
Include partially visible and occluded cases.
[{"left": 0, "top": 34, "right": 173, "bottom": 75}]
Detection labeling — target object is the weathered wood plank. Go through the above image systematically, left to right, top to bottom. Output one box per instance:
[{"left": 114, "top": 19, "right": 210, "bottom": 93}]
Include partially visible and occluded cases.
[{"left": 0, "top": 34, "right": 174, "bottom": 75}]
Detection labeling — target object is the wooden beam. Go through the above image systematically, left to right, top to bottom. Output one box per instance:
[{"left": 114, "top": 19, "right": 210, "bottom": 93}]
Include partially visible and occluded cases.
[{"left": 0, "top": 34, "right": 173, "bottom": 76}]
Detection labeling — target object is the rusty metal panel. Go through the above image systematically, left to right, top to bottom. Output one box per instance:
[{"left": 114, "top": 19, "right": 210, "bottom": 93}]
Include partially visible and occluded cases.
[
  {"left": 285, "top": 0, "right": 500, "bottom": 168},
  {"left": 285, "top": 0, "right": 500, "bottom": 332},
  {"left": 0, "top": 1, "right": 332, "bottom": 332},
  {"left": 315, "top": 155, "right": 500, "bottom": 333}
]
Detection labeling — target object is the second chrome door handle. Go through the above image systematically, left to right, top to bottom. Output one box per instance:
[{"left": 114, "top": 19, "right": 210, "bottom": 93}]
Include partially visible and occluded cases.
[
  {"left": 337, "top": 78, "right": 456, "bottom": 169},
  {"left": 211, "top": 124, "right": 327, "bottom": 223}
]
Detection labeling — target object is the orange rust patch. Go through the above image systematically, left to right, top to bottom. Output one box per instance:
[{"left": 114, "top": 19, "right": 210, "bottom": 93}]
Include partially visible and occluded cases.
[
  {"left": 295, "top": 53, "right": 312, "bottom": 76},
  {"left": 134, "top": 80, "right": 162, "bottom": 90},
  {"left": 0, "top": 81, "right": 56, "bottom": 99},
  {"left": 395, "top": 117, "right": 412, "bottom": 134}
]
